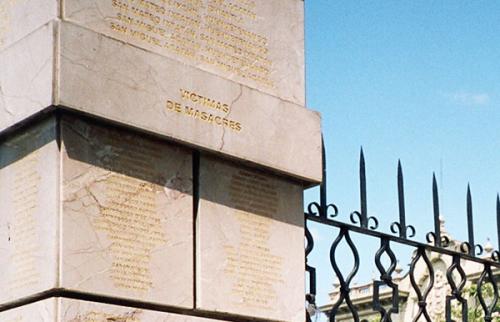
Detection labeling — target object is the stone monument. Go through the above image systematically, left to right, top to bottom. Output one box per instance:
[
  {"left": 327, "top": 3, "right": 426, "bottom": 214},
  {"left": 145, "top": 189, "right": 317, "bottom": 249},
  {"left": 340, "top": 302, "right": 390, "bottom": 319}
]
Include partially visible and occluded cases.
[{"left": 0, "top": 0, "right": 321, "bottom": 321}]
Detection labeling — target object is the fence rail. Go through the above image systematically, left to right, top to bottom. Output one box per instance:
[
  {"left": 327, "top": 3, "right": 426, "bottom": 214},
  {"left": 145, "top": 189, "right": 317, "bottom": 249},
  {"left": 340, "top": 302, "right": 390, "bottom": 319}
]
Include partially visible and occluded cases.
[{"left": 305, "top": 142, "right": 499, "bottom": 322}]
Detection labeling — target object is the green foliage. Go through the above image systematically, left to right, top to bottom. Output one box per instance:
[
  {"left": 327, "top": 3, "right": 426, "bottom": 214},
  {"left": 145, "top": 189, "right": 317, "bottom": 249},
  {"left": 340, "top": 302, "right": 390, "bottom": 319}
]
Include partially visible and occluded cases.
[{"left": 447, "top": 283, "right": 500, "bottom": 322}]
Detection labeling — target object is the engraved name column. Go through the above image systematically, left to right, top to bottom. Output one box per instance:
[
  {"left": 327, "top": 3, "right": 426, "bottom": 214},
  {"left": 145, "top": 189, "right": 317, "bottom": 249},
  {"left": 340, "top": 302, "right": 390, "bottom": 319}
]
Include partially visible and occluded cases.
[
  {"left": 61, "top": 115, "right": 194, "bottom": 307},
  {"left": 198, "top": 157, "right": 305, "bottom": 322}
]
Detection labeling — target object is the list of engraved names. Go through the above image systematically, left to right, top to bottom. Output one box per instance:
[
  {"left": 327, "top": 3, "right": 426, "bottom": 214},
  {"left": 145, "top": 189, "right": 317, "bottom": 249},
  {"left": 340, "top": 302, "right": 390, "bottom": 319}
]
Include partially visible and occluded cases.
[
  {"left": 109, "top": 0, "right": 273, "bottom": 88},
  {"left": 90, "top": 129, "right": 168, "bottom": 292},
  {"left": 10, "top": 152, "right": 41, "bottom": 292},
  {"left": 224, "top": 170, "right": 284, "bottom": 310}
]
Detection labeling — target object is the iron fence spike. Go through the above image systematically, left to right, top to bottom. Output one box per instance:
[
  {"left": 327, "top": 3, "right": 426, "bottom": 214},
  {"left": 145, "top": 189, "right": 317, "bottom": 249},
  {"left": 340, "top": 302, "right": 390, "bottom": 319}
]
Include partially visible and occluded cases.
[
  {"left": 320, "top": 137, "right": 327, "bottom": 217},
  {"left": 360, "top": 148, "right": 367, "bottom": 228},
  {"left": 397, "top": 160, "right": 406, "bottom": 238},
  {"left": 432, "top": 173, "right": 441, "bottom": 247},
  {"left": 467, "top": 184, "right": 475, "bottom": 256},
  {"left": 497, "top": 193, "right": 500, "bottom": 253}
]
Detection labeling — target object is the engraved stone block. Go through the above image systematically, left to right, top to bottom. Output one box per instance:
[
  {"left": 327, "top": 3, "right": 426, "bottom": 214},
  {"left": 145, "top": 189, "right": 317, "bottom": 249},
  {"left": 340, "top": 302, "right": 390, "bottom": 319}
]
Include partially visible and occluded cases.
[
  {"left": 0, "top": 0, "right": 56, "bottom": 51},
  {"left": 63, "top": 0, "right": 305, "bottom": 105},
  {"left": 0, "top": 1, "right": 320, "bottom": 184},
  {"left": 0, "top": 7, "right": 320, "bottom": 184},
  {"left": 0, "top": 22, "right": 54, "bottom": 131},
  {"left": 59, "top": 22, "right": 321, "bottom": 183},
  {"left": 0, "top": 115, "right": 194, "bottom": 309},
  {"left": 61, "top": 115, "right": 193, "bottom": 308},
  {"left": 0, "top": 117, "right": 59, "bottom": 305},
  {"left": 197, "top": 157, "right": 305, "bottom": 322},
  {"left": 0, "top": 298, "right": 229, "bottom": 321}
]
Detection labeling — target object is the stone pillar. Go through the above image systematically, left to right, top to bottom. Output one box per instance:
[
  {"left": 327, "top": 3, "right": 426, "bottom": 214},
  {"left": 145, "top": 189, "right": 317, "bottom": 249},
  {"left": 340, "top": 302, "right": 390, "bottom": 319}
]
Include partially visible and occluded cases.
[{"left": 0, "top": 1, "right": 321, "bottom": 321}]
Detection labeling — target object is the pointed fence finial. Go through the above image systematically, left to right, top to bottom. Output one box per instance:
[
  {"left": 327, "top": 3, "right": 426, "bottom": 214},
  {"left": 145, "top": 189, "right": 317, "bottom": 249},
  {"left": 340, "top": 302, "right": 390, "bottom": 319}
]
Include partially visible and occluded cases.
[
  {"left": 320, "top": 137, "right": 327, "bottom": 218},
  {"left": 359, "top": 147, "right": 367, "bottom": 228},
  {"left": 391, "top": 159, "right": 415, "bottom": 238},
  {"left": 397, "top": 160, "right": 407, "bottom": 238},
  {"left": 432, "top": 173, "right": 441, "bottom": 247},
  {"left": 467, "top": 184, "right": 475, "bottom": 256},
  {"left": 497, "top": 193, "right": 500, "bottom": 253}
]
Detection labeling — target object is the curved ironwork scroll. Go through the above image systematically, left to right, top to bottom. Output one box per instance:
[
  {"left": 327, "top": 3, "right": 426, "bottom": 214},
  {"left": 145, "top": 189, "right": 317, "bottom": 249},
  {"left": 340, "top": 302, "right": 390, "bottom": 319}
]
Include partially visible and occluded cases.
[
  {"left": 307, "top": 201, "right": 338, "bottom": 221},
  {"left": 350, "top": 210, "right": 378, "bottom": 230},
  {"left": 305, "top": 219, "right": 317, "bottom": 322},
  {"left": 329, "top": 227, "right": 360, "bottom": 322},
  {"left": 426, "top": 231, "right": 450, "bottom": 248},
  {"left": 373, "top": 238, "right": 399, "bottom": 322},
  {"left": 459, "top": 242, "right": 484, "bottom": 257},
  {"left": 409, "top": 246, "right": 435, "bottom": 322},
  {"left": 492, "top": 250, "right": 500, "bottom": 262},
  {"left": 446, "top": 255, "right": 468, "bottom": 322},
  {"left": 477, "top": 264, "right": 499, "bottom": 322}
]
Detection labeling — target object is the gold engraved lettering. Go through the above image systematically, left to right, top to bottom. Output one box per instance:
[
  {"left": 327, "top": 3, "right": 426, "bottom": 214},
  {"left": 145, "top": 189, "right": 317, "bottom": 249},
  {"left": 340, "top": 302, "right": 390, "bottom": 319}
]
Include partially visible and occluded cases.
[
  {"left": 0, "top": 0, "right": 23, "bottom": 47},
  {"left": 106, "top": 0, "right": 274, "bottom": 88},
  {"left": 165, "top": 88, "right": 242, "bottom": 132},
  {"left": 180, "top": 89, "right": 230, "bottom": 113},
  {"left": 85, "top": 128, "right": 169, "bottom": 292},
  {"left": 9, "top": 151, "right": 41, "bottom": 292},
  {"left": 223, "top": 170, "right": 283, "bottom": 310},
  {"left": 75, "top": 310, "right": 141, "bottom": 321}
]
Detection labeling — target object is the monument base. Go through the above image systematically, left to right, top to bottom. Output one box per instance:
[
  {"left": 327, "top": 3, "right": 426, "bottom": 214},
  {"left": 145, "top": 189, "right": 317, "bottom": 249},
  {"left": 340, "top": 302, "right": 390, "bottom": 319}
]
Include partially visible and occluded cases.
[
  {"left": 0, "top": 109, "right": 305, "bottom": 322},
  {"left": 0, "top": 297, "right": 229, "bottom": 321}
]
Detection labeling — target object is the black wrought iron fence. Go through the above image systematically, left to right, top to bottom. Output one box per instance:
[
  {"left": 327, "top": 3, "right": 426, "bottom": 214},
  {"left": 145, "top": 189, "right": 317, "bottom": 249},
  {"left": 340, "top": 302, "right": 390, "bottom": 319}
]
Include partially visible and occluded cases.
[{"left": 305, "top": 141, "right": 500, "bottom": 322}]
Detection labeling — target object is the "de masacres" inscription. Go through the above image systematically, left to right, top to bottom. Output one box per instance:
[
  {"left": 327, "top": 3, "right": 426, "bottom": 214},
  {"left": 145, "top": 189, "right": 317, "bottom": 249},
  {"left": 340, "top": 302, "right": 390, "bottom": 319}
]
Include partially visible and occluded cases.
[{"left": 165, "top": 88, "right": 242, "bottom": 132}]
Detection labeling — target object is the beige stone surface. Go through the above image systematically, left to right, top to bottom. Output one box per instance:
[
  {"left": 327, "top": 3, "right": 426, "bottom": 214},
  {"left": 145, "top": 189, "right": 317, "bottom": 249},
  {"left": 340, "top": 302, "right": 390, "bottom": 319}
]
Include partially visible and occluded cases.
[
  {"left": 0, "top": 0, "right": 57, "bottom": 51},
  {"left": 63, "top": 0, "right": 305, "bottom": 105},
  {"left": 0, "top": 2, "right": 321, "bottom": 183},
  {"left": 0, "top": 22, "right": 54, "bottom": 132},
  {"left": 59, "top": 22, "right": 321, "bottom": 183},
  {"left": 0, "top": 114, "right": 195, "bottom": 309},
  {"left": 61, "top": 115, "right": 194, "bottom": 308},
  {"left": 0, "top": 117, "right": 59, "bottom": 304},
  {"left": 197, "top": 157, "right": 305, "bottom": 322},
  {"left": 0, "top": 297, "right": 231, "bottom": 321},
  {"left": 0, "top": 298, "right": 57, "bottom": 321},
  {"left": 60, "top": 298, "right": 229, "bottom": 321}
]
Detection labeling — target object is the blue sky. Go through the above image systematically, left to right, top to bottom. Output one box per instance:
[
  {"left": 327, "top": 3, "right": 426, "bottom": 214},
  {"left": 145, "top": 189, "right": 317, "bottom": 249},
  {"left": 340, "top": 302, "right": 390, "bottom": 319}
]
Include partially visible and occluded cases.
[{"left": 304, "top": 0, "right": 500, "bottom": 308}]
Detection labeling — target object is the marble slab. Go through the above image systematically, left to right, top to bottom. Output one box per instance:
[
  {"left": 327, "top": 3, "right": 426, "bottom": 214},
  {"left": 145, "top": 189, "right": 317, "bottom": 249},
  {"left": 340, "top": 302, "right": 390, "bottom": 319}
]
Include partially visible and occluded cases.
[
  {"left": 0, "top": 0, "right": 57, "bottom": 51},
  {"left": 62, "top": 0, "right": 305, "bottom": 105},
  {"left": 0, "top": 22, "right": 54, "bottom": 132},
  {"left": 59, "top": 22, "right": 321, "bottom": 183},
  {"left": 61, "top": 115, "right": 194, "bottom": 308},
  {"left": 0, "top": 117, "right": 59, "bottom": 305},
  {"left": 197, "top": 157, "right": 305, "bottom": 322},
  {"left": 0, "top": 298, "right": 230, "bottom": 321},
  {"left": 0, "top": 298, "right": 56, "bottom": 321},
  {"left": 60, "top": 298, "right": 229, "bottom": 321}
]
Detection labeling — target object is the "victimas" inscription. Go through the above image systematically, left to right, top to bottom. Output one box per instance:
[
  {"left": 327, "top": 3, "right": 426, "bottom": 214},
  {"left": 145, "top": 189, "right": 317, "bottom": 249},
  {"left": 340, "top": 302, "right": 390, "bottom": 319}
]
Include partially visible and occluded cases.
[{"left": 166, "top": 88, "right": 242, "bottom": 132}]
